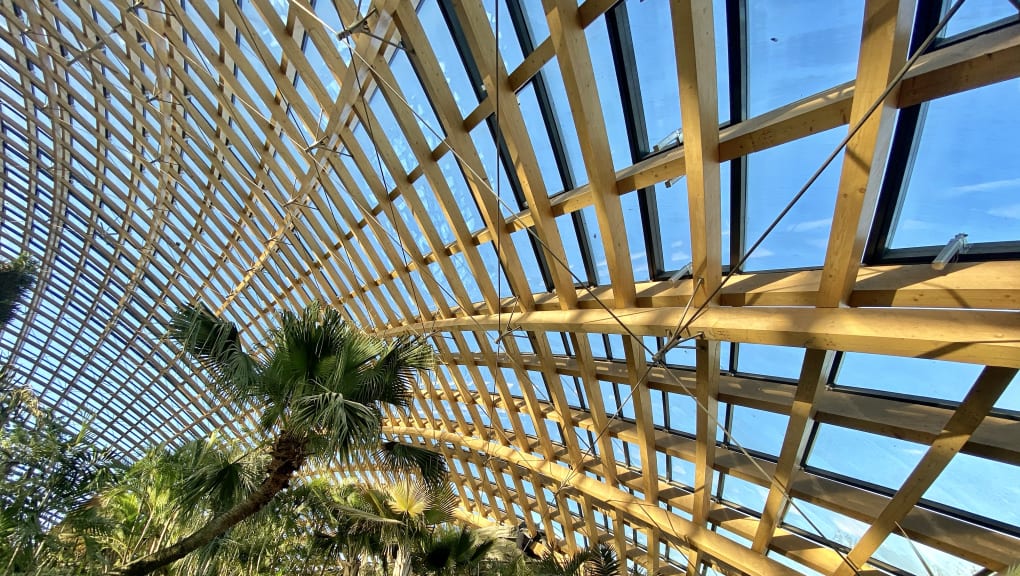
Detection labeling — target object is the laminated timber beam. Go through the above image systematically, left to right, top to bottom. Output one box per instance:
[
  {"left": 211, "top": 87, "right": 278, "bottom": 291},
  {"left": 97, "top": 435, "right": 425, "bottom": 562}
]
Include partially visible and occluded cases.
[
  {"left": 756, "top": 0, "right": 914, "bottom": 558},
  {"left": 670, "top": 1, "right": 724, "bottom": 572},
  {"left": 498, "top": 261, "right": 1018, "bottom": 311},
  {"left": 377, "top": 306, "right": 1020, "bottom": 367}
]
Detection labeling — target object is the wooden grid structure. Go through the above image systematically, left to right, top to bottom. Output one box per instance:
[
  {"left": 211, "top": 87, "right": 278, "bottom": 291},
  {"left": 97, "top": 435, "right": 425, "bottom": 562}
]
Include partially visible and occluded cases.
[{"left": 0, "top": 0, "right": 1018, "bottom": 574}]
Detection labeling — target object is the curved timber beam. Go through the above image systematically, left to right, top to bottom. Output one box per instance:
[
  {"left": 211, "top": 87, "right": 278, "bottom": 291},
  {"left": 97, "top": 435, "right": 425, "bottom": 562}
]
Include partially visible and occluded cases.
[{"left": 387, "top": 426, "right": 801, "bottom": 576}]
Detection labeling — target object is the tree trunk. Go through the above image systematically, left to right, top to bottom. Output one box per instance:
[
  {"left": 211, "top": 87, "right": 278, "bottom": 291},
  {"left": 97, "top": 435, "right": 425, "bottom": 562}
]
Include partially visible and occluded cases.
[
  {"left": 117, "top": 432, "right": 307, "bottom": 576},
  {"left": 393, "top": 544, "right": 413, "bottom": 576}
]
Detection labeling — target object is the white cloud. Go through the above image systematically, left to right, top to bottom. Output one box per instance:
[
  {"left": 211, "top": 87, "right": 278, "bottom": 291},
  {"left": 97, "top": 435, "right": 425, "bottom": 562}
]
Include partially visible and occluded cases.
[
  {"left": 949, "top": 178, "right": 1020, "bottom": 195},
  {"left": 988, "top": 203, "right": 1020, "bottom": 220},
  {"left": 788, "top": 217, "right": 831, "bottom": 233},
  {"left": 898, "top": 218, "right": 934, "bottom": 231},
  {"left": 746, "top": 248, "right": 775, "bottom": 260}
]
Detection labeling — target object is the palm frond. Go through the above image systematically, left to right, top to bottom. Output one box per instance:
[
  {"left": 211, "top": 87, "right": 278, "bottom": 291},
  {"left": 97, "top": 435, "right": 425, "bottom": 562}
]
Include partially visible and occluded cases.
[
  {"left": 0, "top": 253, "right": 38, "bottom": 328},
  {"left": 170, "top": 305, "right": 260, "bottom": 398},
  {"left": 354, "top": 336, "right": 434, "bottom": 408},
  {"left": 291, "top": 392, "right": 381, "bottom": 456},
  {"left": 376, "top": 441, "right": 448, "bottom": 486},
  {"left": 585, "top": 543, "right": 621, "bottom": 576}
]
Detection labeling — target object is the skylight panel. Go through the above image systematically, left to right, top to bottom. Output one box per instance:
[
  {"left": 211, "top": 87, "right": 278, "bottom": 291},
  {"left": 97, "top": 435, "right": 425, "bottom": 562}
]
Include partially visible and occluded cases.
[
  {"left": 237, "top": 0, "right": 283, "bottom": 64},
  {"left": 416, "top": 0, "right": 478, "bottom": 117},
  {"left": 481, "top": 0, "right": 523, "bottom": 71},
  {"left": 625, "top": 0, "right": 680, "bottom": 151},
  {"left": 747, "top": 0, "right": 863, "bottom": 117},
  {"left": 942, "top": 0, "right": 1020, "bottom": 38},
  {"left": 584, "top": 17, "right": 630, "bottom": 170},
  {"left": 390, "top": 50, "right": 445, "bottom": 150},
  {"left": 541, "top": 59, "right": 586, "bottom": 188},
  {"left": 887, "top": 78, "right": 1019, "bottom": 249},
  {"left": 517, "top": 81, "right": 563, "bottom": 194},
  {"left": 369, "top": 92, "right": 416, "bottom": 175},
  {"left": 469, "top": 119, "right": 523, "bottom": 211},
  {"left": 744, "top": 126, "right": 843, "bottom": 271},
  {"left": 412, "top": 178, "right": 455, "bottom": 246},
  {"left": 575, "top": 206, "right": 607, "bottom": 284},
  {"left": 554, "top": 212, "right": 591, "bottom": 285},
  {"left": 736, "top": 343, "right": 805, "bottom": 380},
  {"left": 835, "top": 352, "right": 983, "bottom": 404},
  {"left": 665, "top": 391, "right": 696, "bottom": 435},
  {"left": 728, "top": 406, "right": 787, "bottom": 458},
  {"left": 807, "top": 425, "right": 924, "bottom": 491},
  {"left": 923, "top": 452, "right": 1020, "bottom": 530},
  {"left": 720, "top": 474, "right": 768, "bottom": 514},
  {"left": 781, "top": 497, "right": 867, "bottom": 551},
  {"left": 873, "top": 532, "right": 982, "bottom": 576}
]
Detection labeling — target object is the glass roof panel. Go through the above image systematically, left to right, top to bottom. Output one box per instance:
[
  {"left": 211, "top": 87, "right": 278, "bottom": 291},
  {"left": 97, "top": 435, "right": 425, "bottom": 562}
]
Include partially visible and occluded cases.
[
  {"left": 625, "top": 0, "right": 680, "bottom": 151},
  {"left": 747, "top": 0, "right": 863, "bottom": 117},
  {"left": 943, "top": 0, "right": 1019, "bottom": 38},
  {"left": 424, "top": 9, "right": 480, "bottom": 102},
  {"left": 585, "top": 17, "right": 630, "bottom": 171},
  {"left": 541, "top": 58, "right": 586, "bottom": 188},
  {"left": 888, "top": 78, "right": 1020, "bottom": 248},
  {"left": 517, "top": 79, "right": 564, "bottom": 194},
  {"left": 744, "top": 126, "right": 844, "bottom": 271},
  {"left": 736, "top": 343, "right": 805, "bottom": 380},
  {"left": 835, "top": 352, "right": 983, "bottom": 403},
  {"left": 728, "top": 406, "right": 788, "bottom": 457},
  {"left": 808, "top": 425, "right": 924, "bottom": 490},
  {"left": 923, "top": 451, "right": 1020, "bottom": 529},
  {"left": 783, "top": 498, "right": 866, "bottom": 550},
  {"left": 873, "top": 531, "right": 982, "bottom": 576}
]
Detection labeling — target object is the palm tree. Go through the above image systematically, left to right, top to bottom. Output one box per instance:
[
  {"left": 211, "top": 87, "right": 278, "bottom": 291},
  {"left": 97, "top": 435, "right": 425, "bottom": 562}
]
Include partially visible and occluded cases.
[
  {"left": 118, "top": 302, "right": 437, "bottom": 575},
  {"left": 420, "top": 525, "right": 499, "bottom": 576},
  {"left": 530, "top": 542, "right": 622, "bottom": 576}
]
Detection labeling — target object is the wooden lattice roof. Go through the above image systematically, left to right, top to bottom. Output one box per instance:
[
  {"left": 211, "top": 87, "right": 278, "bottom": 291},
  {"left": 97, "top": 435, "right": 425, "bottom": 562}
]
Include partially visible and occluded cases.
[{"left": 1, "top": 0, "right": 1019, "bottom": 574}]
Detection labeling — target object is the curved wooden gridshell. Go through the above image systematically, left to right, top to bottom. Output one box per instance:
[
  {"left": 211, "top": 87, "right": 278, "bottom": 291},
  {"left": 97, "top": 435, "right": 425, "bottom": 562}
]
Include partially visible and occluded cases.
[{"left": 0, "top": 0, "right": 1018, "bottom": 574}]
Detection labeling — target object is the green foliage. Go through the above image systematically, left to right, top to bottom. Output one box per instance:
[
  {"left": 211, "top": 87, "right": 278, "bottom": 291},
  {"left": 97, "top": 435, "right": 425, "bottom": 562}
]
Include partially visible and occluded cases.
[
  {"left": 0, "top": 253, "right": 38, "bottom": 328},
  {"left": 0, "top": 380, "right": 120, "bottom": 574},
  {"left": 376, "top": 441, "right": 449, "bottom": 486},
  {"left": 420, "top": 525, "right": 498, "bottom": 576},
  {"left": 531, "top": 543, "right": 622, "bottom": 576}
]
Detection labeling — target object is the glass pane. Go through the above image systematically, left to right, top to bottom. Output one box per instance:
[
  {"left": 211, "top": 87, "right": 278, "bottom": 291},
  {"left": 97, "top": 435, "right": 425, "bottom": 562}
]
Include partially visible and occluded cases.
[
  {"left": 419, "top": 0, "right": 479, "bottom": 117},
  {"left": 626, "top": 0, "right": 681, "bottom": 149},
  {"left": 748, "top": 0, "right": 863, "bottom": 116},
  {"left": 943, "top": 1, "right": 1019, "bottom": 38},
  {"left": 586, "top": 17, "right": 631, "bottom": 170},
  {"left": 890, "top": 79, "right": 1020, "bottom": 248},
  {"left": 518, "top": 81, "right": 564, "bottom": 194},
  {"left": 744, "top": 127, "right": 844, "bottom": 270},
  {"left": 737, "top": 343, "right": 805, "bottom": 380},
  {"left": 836, "top": 352, "right": 983, "bottom": 403},
  {"left": 729, "top": 406, "right": 788, "bottom": 457},
  {"left": 807, "top": 425, "right": 923, "bottom": 490},
  {"left": 923, "top": 452, "right": 1020, "bottom": 528},
  {"left": 783, "top": 498, "right": 867, "bottom": 550},
  {"left": 873, "top": 531, "right": 982, "bottom": 576}
]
